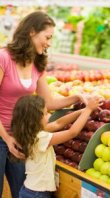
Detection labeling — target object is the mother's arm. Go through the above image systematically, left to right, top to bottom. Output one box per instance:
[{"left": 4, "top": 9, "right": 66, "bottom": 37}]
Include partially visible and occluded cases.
[
  {"left": 0, "top": 67, "right": 24, "bottom": 159},
  {"left": 37, "top": 72, "right": 87, "bottom": 110}
]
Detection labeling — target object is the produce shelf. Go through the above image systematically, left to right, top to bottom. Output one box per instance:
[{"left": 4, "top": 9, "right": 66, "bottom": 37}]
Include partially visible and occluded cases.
[{"left": 55, "top": 160, "right": 110, "bottom": 198}]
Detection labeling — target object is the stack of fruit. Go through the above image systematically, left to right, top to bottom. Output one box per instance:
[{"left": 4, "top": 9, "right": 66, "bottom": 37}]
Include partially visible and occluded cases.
[
  {"left": 54, "top": 99, "right": 110, "bottom": 169},
  {"left": 86, "top": 131, "right": 110, "bottom": 185}
]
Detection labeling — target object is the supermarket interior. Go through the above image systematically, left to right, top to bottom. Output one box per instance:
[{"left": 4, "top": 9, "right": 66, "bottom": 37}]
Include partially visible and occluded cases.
[{"left": 1, "top": 0, "right": 110, "bottom": 198}]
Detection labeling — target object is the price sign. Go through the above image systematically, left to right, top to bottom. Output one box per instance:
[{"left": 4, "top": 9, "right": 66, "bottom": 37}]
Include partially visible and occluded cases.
[{"left": 81, "top": 181, "right": 109, "bottom": 198}]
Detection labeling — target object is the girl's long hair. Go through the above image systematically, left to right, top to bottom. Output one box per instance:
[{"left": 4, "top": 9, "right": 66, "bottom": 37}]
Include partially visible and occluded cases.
[
  {"left": 7, "top": 11, "right": 55, "bottom": 72},
  {"left": 11, "top": 95, "right": 45, "bottom": 159}
]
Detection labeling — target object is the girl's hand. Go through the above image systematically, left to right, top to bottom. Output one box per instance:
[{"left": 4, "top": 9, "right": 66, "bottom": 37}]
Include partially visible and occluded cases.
[{"left": 6, "top": 136, "right": 25, "bottom": 159}]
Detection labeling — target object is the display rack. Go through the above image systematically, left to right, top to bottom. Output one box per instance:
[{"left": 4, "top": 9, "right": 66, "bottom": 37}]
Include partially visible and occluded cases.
[
  {"left": 49, "top": 52, "right": 110, "bottom": 70},
  {"left": 55, "top": 161, "right": 110, "bottom": 198}
]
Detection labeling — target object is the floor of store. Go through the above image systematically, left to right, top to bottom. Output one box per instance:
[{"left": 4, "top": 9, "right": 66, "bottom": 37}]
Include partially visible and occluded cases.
[{"left": 2, "top": 177, "right": 11, "bottom": 198}]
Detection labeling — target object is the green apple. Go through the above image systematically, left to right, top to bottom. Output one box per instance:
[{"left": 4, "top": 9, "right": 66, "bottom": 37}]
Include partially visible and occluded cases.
[
  {"left": 46, "top": 76, "right": 57, "bottom": 84},
  {"left": 101, "top": 131, "right": 110, "bottom": 145},
  {"left": 108, "top": 137, "right": 110, "bottom": 147},
  {"left": 95, "top": 144, "right": 106, "bottom": 158},
  {"left": 102, "top": 147, "right": 110, "bottom": 162},
  {"left": 93, "top": 158, "right": 104, "bottom": 171},
  {"left": 100, "top": 162, "right": 110, "bottom": 175},
  {"left": 107, "top": 166, "right": 110, "bottom": 177},
  {"left": 86, "top": 168, "right": 96, "bottom": 177},
  {"left": 86, "top": 168, "right": 101, "bottom": 179},
  {"left": 92, "top": 171, "right": 102, "bottom": 179},
  {"left": 99, "top": 174, "right": 109, "bottom": 183},
  {"left": 107, "top": 178, "right": 110, "bottom": 184}
]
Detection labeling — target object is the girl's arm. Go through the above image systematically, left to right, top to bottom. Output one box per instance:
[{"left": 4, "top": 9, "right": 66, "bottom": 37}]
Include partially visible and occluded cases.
[
  {"left": 37, "top": 72, "right": 87, "bottom": 110},
  {"left": 48, "top": 96, "right": 101, "bottom": 146},
  {"left": 45, "top": 109, "right": 84, "bottom": 132}
]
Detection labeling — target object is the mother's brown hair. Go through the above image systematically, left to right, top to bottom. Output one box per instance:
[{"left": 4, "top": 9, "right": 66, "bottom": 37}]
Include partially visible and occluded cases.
[{"left": 7, "top": 11, "right": 55, "bottom": 71}]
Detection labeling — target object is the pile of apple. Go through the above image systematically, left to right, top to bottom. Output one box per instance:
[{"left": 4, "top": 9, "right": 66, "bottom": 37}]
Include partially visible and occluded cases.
[
  {"left": 47, "top": 69, "right": 110, "bottom": 83},
  {"left": 54, "top": 99, "right": 110, "bottom": 169},
  {"left": 86, "top": 131, "right": 110, "bottom": 185}
]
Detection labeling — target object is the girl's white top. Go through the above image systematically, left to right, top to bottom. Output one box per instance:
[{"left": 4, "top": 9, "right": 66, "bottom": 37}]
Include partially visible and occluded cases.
[{"left": 24, "top": 131, "right": 56, "bottom": 191}]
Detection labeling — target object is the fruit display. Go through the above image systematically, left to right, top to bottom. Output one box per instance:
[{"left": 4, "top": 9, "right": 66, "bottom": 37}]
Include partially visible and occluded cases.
[
  {"left": 47, "top": 69, "right": 110, "bottom": 83},
  {"left": 48, "top": 72, "right": 110, "bottom": 99},
  {"left": 53, "top": 100, "right": 110, "bottom": 171},
  {"left": 86, "top": 131, "right": 110, "bottom": 185}
]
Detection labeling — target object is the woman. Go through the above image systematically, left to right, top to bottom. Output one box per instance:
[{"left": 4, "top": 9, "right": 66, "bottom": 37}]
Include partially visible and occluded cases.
[{"left": 0, "top": 11, "right": 86, "bottom": 197}]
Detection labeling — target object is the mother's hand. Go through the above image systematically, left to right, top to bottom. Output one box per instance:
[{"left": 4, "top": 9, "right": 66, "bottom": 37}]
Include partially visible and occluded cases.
[
  {"left": 75, "top": 94, "right": 88, "bottom": 105},
  {"left": 6, "top": 136, "right": 25, "bottom": 159}
]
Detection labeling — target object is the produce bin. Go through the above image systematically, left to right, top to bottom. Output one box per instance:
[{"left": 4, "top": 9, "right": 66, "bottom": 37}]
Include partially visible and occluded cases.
[{"left": 55, "top": 161, "right": 110, "bottom": 198}]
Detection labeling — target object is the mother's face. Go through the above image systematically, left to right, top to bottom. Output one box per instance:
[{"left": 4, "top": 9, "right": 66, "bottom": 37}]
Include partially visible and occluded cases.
[{"left": 30, "top": 26, "right": 54, "bottom": 54}]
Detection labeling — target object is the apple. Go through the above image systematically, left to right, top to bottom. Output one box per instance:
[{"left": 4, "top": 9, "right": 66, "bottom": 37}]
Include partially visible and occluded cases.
[
  {"left": 46, "top": 76, "right": 57, "bottom": 84},
  {"left": 100, "top": 99, "right": 110, "bottom": 110},
  {"left": 73, "top": 102, "right": 85, "bottom": 111},
  {"left": 91, "top": 107, "right": 102, "bottom": 121},
  {"left": 99, "top": 109, "right": 110, "bottom": 122},
  {"left": 84, "top": 120, "right": 104, "bottom": 131},
  {"left": 83, "top": 131, "right": 94, "bottom": 142},
  {"left": 101, "top": 131, "right": 110, "bottom": 145},
  {"left": 108, "top": 137, "right": 110, "bottom": 147},
  {"left": 63, "top": 139, "right": 74, "bottom": 148},
  {"left": 71, "top": 140, "right": 81, "bottom": 151},
  {"left": 79, "top": 142, "right": 87, "bottom": 153},
  {"left": 95, "top": 144, "right": 106, "bottom": 158},
  {"left": 54, "top": 145, "right": 66, "bottom": 155},
  {"left": 102, "top": 147, "right": 110, "bottom": 162},
  {"left": 63, "top": 148, "right": 75, "bottom": 159},
  {"left": 71, "top": 152, "right": 81, "bottom": 163},
  {"left": 56, "top": 155, "right": 64, "bottom": 161},
  {"left": 93, "top": 158, "right": 104, "bottom": 171},
  {"left": 66, "top": 161, "right": 78, "bottom": 168},
  {"left": 100, "top": 162, "right": 110, "bottom": 175},
  {"left": 107, "top": 165, "right": 110, "bottom": 177},
  {"left": 86, "top": 168, "right": 96, "bottom": 177},
  {"left": 92, "top": 171, "right": 102, "bottom": 179},
  {"left": 99, "top": 174, "right": 109, "bottom": 183},
  {"left": 107, "top": 178, "right": 110, "bottom": 184}
]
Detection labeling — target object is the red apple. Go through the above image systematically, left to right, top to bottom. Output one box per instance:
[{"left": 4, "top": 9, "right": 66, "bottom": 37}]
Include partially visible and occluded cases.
[
  {"left": 100, "top": 99, "right": 110, "bottom": 110},
  {"left": 73, "top": 102, "right": 86, "bottom": 110},
  {"left": 91, "top": 107, "right": 102, "bottom": 121},
  {"left": 98, "top": 109, "right": 110, "bottom": 122},
  {"left": 85, "top": 120, "right": 104, "bottom": 131},
  {"left": 83, "top": 131, "right": 94, "bottom": 142},
  {"left": 63, "top": 139, "right": 74, "bottom": 148},
  {"left": 71, "top": 140, "right": 81, "bottom": 151},
  {"left": 79, "top": 142, "right": 87, "bottom": 153},
  {"left": 54, "top": 145, "right": 66, "bottom": 155},
  {"left": 63, "top": 148, "right": 75, "bottom": 159},
  {"left": 71, "top": 152, "right": 82, "bottom": 163},
  {"left": 56, "top": 155, "right": 64, "bottom": 162}
]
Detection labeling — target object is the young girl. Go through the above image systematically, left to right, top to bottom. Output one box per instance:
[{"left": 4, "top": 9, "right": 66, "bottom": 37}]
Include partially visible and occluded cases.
[{"left": 11, "top": 94, "right": 101, "bottom": 198}]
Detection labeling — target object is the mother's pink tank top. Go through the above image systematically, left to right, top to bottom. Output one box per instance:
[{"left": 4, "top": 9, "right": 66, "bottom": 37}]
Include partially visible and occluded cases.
[{"left": 0, "top": 48, "right": 42, "bottom": 132}]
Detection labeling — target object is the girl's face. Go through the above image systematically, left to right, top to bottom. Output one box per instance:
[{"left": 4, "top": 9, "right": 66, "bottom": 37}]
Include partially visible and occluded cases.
[{"left": 30, "top": 26, "right": 54, "bottom": 54}]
